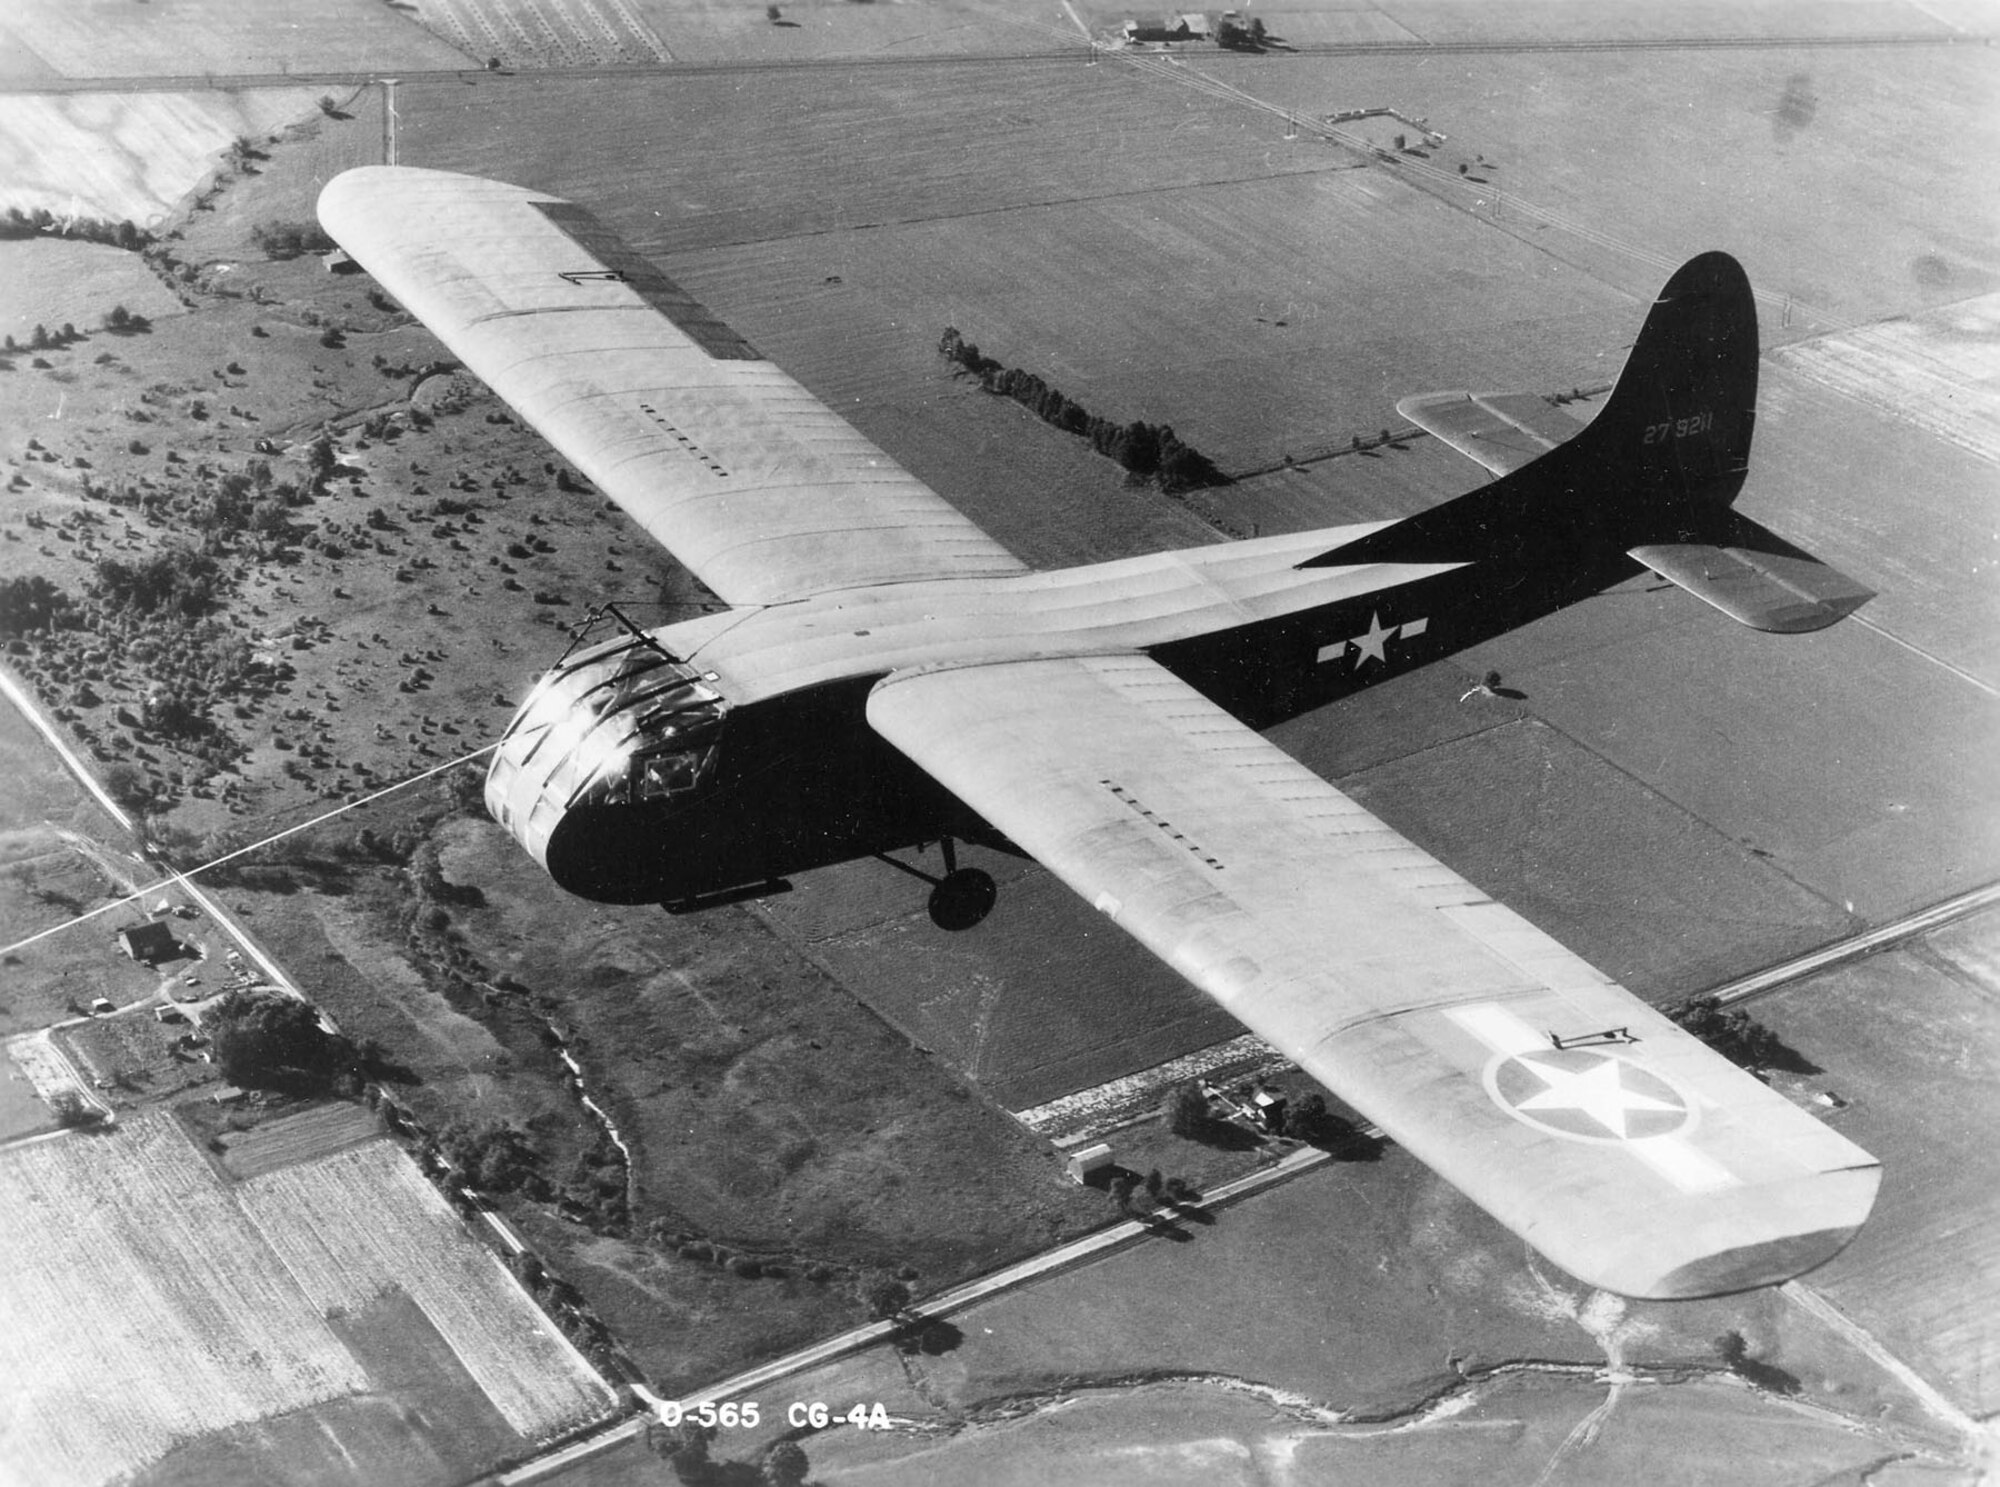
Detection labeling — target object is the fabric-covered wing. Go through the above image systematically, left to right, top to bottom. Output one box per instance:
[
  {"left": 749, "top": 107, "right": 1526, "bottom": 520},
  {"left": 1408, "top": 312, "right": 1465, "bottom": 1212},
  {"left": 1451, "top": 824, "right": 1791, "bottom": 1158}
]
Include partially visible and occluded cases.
[
  {"left": 318, "top": 167, "right": 1026, "bottom": 607},
  {"left": 1398, "top": 390, "right": 1588, "bottom": 476},
  {"left": 868, "top": 655, "right": 1879, "bottom": 1299}
]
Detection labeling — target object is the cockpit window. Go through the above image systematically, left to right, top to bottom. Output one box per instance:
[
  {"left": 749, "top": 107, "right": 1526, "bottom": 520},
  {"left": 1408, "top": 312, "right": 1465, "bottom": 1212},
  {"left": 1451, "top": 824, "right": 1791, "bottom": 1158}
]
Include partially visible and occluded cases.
[{"left": 491, "top": 632, "right": 728, "bottom": 820}]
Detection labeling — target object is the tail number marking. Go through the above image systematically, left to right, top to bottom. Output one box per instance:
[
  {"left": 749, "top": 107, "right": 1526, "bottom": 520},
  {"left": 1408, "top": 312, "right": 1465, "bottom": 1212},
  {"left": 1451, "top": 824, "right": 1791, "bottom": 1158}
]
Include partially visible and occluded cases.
[{"left": 1644, "top": 410, "right": 1714, "bottom": 445}]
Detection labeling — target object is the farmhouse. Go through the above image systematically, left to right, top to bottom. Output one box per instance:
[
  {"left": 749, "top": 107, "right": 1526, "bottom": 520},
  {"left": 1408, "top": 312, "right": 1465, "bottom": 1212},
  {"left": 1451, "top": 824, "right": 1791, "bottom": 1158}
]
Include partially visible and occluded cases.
[
  {"left": 1122, "top": 13, "right": 1208, "bottom": 41},
  {"left": 116, "top": 920, "right": 178, "bottom": 966}
]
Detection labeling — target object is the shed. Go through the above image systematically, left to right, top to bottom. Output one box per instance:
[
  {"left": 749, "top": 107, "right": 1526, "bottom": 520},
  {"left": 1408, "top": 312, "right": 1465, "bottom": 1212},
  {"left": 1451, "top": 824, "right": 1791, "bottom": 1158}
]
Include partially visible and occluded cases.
[
  {"left": 117, "top": 920, "right": 178, "bottom": 966},
  {"left": 1066, "top": 1143, "right": 1116, "bottom": 1185}
]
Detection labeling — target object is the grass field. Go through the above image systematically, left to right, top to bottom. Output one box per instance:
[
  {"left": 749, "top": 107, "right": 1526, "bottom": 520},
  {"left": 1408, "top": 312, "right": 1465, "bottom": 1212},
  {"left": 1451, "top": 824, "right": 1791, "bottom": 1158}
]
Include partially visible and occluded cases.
[
  {"left": 0, "top": 241, "right": 185, "bottom": 347},
  {"left": 0, "top": 1109, "right": 611, "bottom": 1487}
]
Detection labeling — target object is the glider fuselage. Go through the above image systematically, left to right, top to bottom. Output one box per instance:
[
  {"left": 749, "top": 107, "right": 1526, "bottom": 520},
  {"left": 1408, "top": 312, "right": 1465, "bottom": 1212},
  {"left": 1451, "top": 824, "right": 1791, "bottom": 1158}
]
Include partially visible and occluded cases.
[{"left": 487, "top": 522, "right": 1636, "bottom": 903}]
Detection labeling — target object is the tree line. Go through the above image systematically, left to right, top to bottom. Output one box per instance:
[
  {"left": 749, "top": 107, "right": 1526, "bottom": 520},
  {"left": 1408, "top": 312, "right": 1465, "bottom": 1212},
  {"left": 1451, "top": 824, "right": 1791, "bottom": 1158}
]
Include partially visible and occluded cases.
[
  {"left": 0, "top": 206, "right": 150, "bottom": 251},
  {"left": 939, "top": 328, "right": 1227, "bottom": 494}
]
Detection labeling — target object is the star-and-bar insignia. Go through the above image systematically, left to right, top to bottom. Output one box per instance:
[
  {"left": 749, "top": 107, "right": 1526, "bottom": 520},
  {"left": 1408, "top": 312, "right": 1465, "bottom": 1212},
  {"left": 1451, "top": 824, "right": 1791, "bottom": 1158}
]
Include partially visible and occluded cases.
[
  {"left": 1316, "top": 613, "right": 1429, "bottom": 668},
  {"left": 1487, "top": 1048, "right": 1693, "bottom": 1143}
]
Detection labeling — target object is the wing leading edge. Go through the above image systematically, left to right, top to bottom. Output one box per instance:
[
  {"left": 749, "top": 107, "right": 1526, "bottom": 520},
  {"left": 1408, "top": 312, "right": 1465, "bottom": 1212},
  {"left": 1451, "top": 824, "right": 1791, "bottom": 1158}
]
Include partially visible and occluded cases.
[
  {"left": 317, "top": 167, "right": 1027, "bottom": 607},
  {"left": 868, "top": 654, "right": 1879, "bottom": 1299}
]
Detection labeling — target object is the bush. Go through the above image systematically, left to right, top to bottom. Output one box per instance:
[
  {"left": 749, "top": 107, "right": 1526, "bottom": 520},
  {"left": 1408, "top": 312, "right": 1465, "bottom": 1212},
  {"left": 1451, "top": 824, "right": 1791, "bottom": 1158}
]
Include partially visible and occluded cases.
[{"left": 250, "top": 219, "right": 336, "bottom": 260}]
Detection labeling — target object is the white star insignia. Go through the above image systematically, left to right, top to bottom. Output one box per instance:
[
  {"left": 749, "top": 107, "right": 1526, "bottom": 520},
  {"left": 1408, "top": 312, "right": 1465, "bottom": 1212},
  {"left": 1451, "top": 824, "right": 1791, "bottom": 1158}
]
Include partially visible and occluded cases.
[
  {"left": 1349, "top": 612, "right": 1394, "bottom": 667},
  {"left": 1511, "top": 1054, "right": 1684, "bottom": 1139}
]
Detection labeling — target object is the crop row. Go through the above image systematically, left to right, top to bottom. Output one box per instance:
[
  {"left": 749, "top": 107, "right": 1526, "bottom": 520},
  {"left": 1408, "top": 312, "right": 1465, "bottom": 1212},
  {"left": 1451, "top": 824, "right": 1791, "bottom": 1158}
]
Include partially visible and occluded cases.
[
  {"left": 0, "top": 1113, "right": 366, "bottom": 1487},
  {"left": 239, "top": 1141, "right": 614, "bottom": 1438}
]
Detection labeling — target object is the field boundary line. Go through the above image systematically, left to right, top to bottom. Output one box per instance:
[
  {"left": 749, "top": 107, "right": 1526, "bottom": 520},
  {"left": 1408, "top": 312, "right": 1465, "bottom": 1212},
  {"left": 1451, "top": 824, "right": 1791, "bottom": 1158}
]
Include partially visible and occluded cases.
[
  {"left": 1709, "top": 880, "right": 2000, "bottom": 1007},
  {"left": 1781, "top": 1281, "right": 1991, "bottom": 1446}
]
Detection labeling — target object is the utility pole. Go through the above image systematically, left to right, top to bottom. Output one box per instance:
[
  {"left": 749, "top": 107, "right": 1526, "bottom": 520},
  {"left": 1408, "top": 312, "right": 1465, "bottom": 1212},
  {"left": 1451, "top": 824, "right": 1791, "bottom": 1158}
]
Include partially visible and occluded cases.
[{"left": 380, "top": 77, "right": 400, "bottom": 167}]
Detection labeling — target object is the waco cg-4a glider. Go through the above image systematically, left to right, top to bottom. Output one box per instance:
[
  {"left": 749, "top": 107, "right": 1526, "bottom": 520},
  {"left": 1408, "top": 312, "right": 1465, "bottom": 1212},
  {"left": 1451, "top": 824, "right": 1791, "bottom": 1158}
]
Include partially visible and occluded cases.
[{"left": 321, "top": 166, "right": 1880, "bottom": 1301}]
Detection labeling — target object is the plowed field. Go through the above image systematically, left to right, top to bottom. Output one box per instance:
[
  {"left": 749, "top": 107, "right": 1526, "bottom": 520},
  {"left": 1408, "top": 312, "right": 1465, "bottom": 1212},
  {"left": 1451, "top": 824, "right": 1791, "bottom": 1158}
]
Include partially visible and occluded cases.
[{"left": 0, "top": 1110, "right": 612, "bottom": 1487}]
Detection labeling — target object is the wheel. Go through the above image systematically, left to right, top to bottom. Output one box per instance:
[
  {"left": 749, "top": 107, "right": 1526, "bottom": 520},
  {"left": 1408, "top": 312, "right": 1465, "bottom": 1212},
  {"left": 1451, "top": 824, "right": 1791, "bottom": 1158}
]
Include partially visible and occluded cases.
[{"left": 927, "top": 868, "right": 997, "bottom": 931}]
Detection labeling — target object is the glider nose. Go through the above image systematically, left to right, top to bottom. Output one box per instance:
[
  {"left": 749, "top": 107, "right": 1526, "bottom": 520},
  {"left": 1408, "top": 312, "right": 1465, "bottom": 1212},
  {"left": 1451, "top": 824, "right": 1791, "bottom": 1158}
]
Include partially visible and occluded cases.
[{"left": 484, "top": 631, "right": 727, "bottom": 885}]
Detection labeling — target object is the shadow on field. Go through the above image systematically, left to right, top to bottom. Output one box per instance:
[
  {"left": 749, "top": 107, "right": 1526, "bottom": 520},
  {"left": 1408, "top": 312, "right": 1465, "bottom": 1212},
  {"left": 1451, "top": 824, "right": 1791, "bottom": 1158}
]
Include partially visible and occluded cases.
[
  {"left": 1299, "top": 1113, "right": 1387, "bottom": 1162},
  {"left": 892, "top": 1315, "right": 965, "bottom": 1356}
]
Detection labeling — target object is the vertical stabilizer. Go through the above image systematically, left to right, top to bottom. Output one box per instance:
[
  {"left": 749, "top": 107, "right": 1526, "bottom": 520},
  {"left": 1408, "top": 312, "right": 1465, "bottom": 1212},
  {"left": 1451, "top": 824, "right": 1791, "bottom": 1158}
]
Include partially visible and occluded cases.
[{"left": 1581, "top": 250, "right": 1759, "bottom": 511}]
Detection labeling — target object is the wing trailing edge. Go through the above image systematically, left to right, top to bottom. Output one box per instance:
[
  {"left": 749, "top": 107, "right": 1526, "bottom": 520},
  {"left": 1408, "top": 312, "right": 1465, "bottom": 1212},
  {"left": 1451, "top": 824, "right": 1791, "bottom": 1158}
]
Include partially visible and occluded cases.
[
  {"left": 1396, "top": 390, "right": 1588, "bottom": 477},
  {"left": 1630, "top": 512, "right": 1875, "bottom": 632},
  {"left": 867, "top": 653, "right": 1880, "bottom": 1299}
]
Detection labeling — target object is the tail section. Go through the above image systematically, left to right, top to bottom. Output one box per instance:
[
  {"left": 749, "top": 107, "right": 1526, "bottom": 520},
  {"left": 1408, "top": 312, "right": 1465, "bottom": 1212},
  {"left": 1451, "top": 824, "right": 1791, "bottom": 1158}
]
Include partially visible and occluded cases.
[
  {"left": 1579, "top": 249, "right": 1759, "bottom": 513},
  {"left": 1303, "top": 252, "right": 1872, "bottom": 631}
]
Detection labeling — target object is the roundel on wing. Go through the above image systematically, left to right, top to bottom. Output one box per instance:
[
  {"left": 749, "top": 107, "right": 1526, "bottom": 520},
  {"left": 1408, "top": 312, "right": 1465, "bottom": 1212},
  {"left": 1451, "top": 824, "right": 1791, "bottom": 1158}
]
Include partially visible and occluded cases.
[{"left": 1484, "top": 1047, "right": 1694, "bottom": 1144}]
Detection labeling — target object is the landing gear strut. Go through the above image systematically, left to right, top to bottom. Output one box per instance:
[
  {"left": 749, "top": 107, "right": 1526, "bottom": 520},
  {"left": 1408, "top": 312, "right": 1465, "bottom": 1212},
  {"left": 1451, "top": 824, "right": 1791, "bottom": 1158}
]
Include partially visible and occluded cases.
[{"left": 876, "top": 836, "right": 997, "bottom": 931}]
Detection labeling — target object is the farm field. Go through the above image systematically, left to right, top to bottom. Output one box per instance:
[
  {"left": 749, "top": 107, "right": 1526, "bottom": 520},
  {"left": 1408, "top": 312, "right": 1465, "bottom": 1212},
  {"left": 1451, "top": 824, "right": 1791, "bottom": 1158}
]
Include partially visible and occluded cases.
[
  {"left": 0, "top": 0, "right": 475, "bottom": 79},
  {"left": 405, "top": 0, "right": 673, "bottom": 68},
  {"left": 0, "top": 89, "right": 331, "bottom": 228},
  {"left": 212, "top": 1098, "right": 384, "bottom": 1178},
  {"left": 0, "top": 1110, "right": 612, "bottom": 1487}
]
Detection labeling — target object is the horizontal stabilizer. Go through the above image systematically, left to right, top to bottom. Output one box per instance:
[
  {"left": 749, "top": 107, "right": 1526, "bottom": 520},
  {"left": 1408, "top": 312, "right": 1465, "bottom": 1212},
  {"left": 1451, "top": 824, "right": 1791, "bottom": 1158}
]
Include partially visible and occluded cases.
[
  {"left": 1398, "top": 390, "right": 1589, "bottom": 476},
  {"left": 1631, "top": 515, "right": 1874, "bottom": 633}
]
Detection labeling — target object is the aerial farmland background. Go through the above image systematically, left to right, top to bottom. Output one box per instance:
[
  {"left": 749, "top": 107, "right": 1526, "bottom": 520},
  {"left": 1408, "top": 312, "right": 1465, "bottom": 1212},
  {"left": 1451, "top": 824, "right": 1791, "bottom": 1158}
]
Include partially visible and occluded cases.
[{"left": 0, "top": 0, "right": 1995, "bottom": 1483}]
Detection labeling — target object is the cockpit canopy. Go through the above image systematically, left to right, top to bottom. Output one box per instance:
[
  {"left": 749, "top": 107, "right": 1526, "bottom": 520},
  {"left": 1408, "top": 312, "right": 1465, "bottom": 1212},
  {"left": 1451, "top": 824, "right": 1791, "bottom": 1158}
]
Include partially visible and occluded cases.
[{"left": 486, "top": 629, "right": 728, "bottom": 866}]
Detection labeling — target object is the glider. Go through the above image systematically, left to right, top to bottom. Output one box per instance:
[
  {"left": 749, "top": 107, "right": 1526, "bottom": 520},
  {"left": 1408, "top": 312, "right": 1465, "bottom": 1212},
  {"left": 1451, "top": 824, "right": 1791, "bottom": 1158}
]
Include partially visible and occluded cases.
[{"left": 320, "top": 167, "right": 1879, "bottom": 1299}]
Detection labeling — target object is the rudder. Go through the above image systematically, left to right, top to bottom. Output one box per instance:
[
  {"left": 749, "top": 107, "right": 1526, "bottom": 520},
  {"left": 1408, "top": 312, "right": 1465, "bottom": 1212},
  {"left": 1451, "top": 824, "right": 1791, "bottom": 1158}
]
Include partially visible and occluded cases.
[{"left": 1583, "top": 250, "right": 1759, "bottom": 511}]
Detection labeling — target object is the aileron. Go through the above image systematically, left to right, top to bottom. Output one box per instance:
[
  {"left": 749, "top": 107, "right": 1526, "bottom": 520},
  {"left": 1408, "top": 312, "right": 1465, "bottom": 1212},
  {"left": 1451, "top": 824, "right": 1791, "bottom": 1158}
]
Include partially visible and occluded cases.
[{"left": 867, "top": 655, "right": 1878, "bottom": 1299}]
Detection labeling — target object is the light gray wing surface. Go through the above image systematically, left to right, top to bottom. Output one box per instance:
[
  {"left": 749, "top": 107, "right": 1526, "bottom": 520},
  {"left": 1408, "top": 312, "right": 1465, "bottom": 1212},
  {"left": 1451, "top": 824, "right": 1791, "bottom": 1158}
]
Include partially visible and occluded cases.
[
  {"left": 318, "top": 167, "right": 1027, "bottom": 607},
  {"left": 868, "top": 653, "right": 1879, "bottom": 1299}
]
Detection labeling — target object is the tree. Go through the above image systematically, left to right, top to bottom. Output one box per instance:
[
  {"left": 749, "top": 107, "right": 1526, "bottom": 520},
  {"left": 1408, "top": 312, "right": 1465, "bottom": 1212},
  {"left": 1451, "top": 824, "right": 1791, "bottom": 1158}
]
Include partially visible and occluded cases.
[
  {"left": 250, "top": 219, "right": 335, "bottom": 260},
  {"left": 94, "top": 546, "right": 221, "bottom": 616},
  {"left": 0, "top": 574, "right": 72, "bottom": 637},
  {"left": 101, "top": 761, "right": 149, "bottom": 812},
  {"left": 208, "top": 988, "right": 354, "bottom": 1091},
  {"left": 1673, "top": 996, "right": 1783, "bottom": 1071},
  {"left": 1162, "top": 1080, "right": 1211, "bottom": 1138},
  {"left": 50, "top": 1090, "right": 102, "bottom": 1128},
  {"left": 440, "top": 1120, "right": 545, "bottom": 1195},
  {"left": 1108, "top": 1172, "right": 1139, "bottom": 1215},
  {"left": 860, "top": 1274, "right": 911, "bottom": 1319},
  {"left": 647, "top": 1419, "right": 716, "bottom": 1482},
  {"left": 763, "top": 1439, "right": 810, "bottom": 1486}
]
